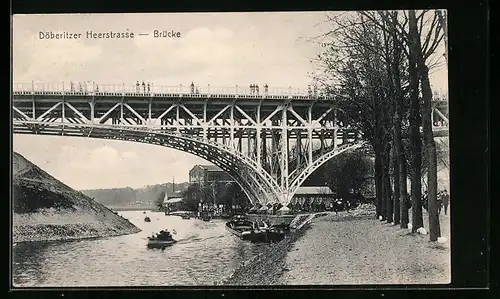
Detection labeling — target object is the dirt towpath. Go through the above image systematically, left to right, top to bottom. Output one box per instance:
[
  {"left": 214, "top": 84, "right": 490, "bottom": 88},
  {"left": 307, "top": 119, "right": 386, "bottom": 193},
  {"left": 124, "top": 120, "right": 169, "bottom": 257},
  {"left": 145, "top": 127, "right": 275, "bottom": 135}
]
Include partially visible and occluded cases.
[{"left": 279, "top": 209, "right": 450, "bottom": 285}]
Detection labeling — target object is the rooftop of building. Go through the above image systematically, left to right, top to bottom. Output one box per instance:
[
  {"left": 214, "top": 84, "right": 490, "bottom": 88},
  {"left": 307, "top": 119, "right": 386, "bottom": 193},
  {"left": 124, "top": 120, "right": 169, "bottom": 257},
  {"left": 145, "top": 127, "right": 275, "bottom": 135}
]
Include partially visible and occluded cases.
[
  {"left": 191, "top": 164, "right": 223, "bottom": 172},
  {"left": 295, "top": 186, "right": 333, "bottom": 195}
]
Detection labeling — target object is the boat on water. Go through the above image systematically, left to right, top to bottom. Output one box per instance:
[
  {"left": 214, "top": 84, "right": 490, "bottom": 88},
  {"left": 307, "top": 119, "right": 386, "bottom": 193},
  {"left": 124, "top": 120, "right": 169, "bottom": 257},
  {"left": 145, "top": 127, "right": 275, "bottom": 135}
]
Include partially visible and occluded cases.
[
  {"left": 181, "top": 214, "right": 191, "bottom": 219},
  {"left": 144, "top": 216, "right": 151, "bottom": 222},
  {"left": 225, "top": 216, "right": 286, "bottom": 243},
  {"left": 147, "top": 230, "right": 177, "bottom": 248},
  {"left": 147, "top": 239, "right": 176, "bottom": 246}
]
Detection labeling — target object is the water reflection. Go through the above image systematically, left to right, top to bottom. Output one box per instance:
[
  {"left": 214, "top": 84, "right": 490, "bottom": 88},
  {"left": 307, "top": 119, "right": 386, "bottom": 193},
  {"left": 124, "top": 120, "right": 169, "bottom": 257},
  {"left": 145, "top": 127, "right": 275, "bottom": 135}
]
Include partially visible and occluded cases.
[
  {"left": 13, "top": 211, "right": 270, "bottom": 287},
  {"left": 13, "top": 241, "right": 52, "bottom": 286}
]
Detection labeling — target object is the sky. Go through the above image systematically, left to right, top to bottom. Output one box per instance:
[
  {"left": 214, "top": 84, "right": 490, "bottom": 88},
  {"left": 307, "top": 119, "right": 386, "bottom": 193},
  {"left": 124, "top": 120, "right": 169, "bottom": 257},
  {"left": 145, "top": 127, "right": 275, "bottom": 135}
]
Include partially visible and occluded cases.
[{"left": 12, "top": 11, "right": 448, "bottom": 190}]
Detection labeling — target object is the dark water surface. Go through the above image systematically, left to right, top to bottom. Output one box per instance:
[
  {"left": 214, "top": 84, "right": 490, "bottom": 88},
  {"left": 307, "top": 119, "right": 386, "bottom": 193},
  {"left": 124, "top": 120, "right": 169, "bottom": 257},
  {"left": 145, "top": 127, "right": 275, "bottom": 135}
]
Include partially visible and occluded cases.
[{"left": 13, "top": 211, "right": 271, "bottom": 287}]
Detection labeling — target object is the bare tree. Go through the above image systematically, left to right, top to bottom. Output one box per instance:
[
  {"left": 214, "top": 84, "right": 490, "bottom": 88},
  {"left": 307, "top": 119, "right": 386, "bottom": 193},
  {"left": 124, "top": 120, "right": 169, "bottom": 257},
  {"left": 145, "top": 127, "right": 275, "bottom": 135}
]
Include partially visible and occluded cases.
[{"left": 408, "top": 9, "right": 444, "bottom": 241}]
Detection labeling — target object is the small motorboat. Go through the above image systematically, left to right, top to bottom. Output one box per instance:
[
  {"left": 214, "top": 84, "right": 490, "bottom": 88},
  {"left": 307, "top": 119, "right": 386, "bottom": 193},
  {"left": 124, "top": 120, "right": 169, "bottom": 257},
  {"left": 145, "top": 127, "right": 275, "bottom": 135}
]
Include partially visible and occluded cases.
[
  {"left": 181, "top": 214, "right": 191, "bottom": 220},
  {"left": 144, "top": 216, "right": 151, "bottom": 222},
  {"left": 147, "top": 230, "right": 177, "bottom": 248},
  {"left": 147, "top": 239, "right": 176, "bottom": 246}
]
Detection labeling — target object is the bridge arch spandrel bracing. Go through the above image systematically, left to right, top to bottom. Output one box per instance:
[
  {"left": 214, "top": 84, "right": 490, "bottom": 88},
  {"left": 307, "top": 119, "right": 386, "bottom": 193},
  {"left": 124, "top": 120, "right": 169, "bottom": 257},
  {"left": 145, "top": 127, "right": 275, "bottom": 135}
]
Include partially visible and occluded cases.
[
  {"left": 13, "top": 84, "right": 448, "bottom": 207},
  {"left": 13, "top": 121, "right": 278, "bottom": 206}
]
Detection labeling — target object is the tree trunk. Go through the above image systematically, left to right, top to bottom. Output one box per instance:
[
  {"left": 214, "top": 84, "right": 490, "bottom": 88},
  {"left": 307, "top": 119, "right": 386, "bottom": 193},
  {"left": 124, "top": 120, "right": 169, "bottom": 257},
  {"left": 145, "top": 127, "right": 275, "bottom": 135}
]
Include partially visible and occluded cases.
[
  {"left": 408, "top": 10, "right": 424, "bottom": 232},
  {"left": 409, "top": 10, "right": 442, "bottom": 241},
  {"left": 387, "top": 12, "right": 408, "bottom": 228},
  {"left": 418, "top": 60, "right": 441, "bottom": 242},
  {"left": 393, "top": 91, "right": 408, "bottom": 228},
  {"left": 398, "top": 130, "right": 409, "bottom": 229},
  {"left": 392, "top": 140, "right": 401, "bottom": 225},
  {"left": 383, "top": 146, "right": 393, "bottom": 223},
  {"left": 374, "top": 147, "right": 383, "bottom": 219}
]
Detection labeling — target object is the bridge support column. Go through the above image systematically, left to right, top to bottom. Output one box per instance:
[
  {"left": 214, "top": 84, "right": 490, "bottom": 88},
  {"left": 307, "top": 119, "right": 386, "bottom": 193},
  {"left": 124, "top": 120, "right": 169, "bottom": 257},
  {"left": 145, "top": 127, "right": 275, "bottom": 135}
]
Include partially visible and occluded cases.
[
  {"left": 148, "top": 100, "right": 152, "bottom": 127},
  {"left": 89, "top": 101, "right": 95, "bottom": 124},
  {"left": 280, "top": 103, "right": 289, "bottom": 191},
  {"left": 333, "top": 127, "right": 338, "bottom": 149},
  {"left": 308, "top": 128, "right": 313, "bottom": 165},
  {"left": 296, "top": 129, "right": 302, "bottom": 169}
]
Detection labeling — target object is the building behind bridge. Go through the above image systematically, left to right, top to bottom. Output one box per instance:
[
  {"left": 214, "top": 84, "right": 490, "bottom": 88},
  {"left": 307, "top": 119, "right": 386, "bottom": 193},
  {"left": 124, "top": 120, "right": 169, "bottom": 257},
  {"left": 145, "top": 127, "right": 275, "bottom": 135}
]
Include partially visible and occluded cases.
[
  {"left": 188, "top": 164, "right": 248, "bottom": 216},
  {"left": 188, "top": 165, "right": 233, "bottom": 188},
  {"left": 163, "top": 192, "right": 184, "bottom": 213}
]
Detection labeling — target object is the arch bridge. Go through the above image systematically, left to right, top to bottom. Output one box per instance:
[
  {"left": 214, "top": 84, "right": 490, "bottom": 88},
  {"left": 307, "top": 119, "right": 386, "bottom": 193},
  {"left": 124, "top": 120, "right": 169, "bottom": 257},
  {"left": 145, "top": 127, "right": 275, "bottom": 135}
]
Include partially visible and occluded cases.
[{"left": 12, "top": 82, "right": 449, "bottom": 207}]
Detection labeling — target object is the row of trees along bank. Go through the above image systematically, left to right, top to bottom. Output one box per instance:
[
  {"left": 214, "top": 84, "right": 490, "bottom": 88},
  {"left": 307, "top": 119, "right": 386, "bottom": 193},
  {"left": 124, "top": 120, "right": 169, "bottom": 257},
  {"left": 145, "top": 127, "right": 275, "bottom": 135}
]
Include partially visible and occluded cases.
[{"left": 314, "top": 10, "right": 448, "bottom": 242}]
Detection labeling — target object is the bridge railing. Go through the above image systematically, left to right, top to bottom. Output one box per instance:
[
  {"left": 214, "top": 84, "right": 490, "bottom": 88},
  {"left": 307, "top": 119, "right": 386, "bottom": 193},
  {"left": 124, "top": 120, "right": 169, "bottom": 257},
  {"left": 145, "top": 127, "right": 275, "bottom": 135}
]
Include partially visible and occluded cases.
[
  {"left": 12, "top": 82, "right": 449, "bottom": 102},
  {"left": 12, "top": 82, "right": 320, "bottom": 97}
]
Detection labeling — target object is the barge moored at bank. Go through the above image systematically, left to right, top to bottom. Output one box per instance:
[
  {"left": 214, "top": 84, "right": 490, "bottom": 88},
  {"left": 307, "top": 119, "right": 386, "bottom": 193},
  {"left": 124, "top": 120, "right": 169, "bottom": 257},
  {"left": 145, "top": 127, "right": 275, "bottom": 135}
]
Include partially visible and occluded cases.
[{"left": 225, "top": 215, "right": 286, "bottom": 243}]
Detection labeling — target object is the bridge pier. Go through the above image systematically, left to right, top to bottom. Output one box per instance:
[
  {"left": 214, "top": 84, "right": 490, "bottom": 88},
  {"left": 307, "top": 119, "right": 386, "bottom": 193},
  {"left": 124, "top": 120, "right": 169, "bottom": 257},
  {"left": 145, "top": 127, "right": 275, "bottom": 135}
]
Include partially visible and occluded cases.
[{"left": 278, "top": 191, "right": 291, "bottom": 207}]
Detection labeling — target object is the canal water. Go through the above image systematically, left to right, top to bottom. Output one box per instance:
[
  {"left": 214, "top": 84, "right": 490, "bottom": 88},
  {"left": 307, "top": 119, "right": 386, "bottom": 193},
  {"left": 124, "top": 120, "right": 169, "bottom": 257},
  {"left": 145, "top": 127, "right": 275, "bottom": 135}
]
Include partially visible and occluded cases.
[{"left": 12, "top": 211, "right": 271, "bottom": 287}]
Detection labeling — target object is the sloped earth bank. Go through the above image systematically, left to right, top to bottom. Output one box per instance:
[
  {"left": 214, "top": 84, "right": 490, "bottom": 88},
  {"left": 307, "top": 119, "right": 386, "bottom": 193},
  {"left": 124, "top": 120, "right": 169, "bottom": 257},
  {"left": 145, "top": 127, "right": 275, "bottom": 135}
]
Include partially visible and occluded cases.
[
  {"left": 13, "top": 152, "right": 141, "bottom": 243},
  {"left": 222, "top": 205, "right": 450, "bottom": 285},
  {"left": 13, "top": 207, "right": 141, "bottom": 243}
]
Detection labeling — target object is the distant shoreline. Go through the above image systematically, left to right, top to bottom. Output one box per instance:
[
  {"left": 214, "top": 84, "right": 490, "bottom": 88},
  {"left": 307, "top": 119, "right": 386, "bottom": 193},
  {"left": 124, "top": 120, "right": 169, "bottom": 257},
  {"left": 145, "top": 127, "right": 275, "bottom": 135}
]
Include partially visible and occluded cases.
[{"left": 106, "top": 206, "right": 155, "bottom": 211}]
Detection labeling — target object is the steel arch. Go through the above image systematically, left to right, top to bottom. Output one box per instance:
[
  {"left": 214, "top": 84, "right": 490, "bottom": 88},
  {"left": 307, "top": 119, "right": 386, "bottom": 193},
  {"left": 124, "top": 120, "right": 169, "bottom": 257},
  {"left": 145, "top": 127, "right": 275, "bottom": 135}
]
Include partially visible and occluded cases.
[{"left": 13, "top": 121, "right": 280, "bottom": 206}]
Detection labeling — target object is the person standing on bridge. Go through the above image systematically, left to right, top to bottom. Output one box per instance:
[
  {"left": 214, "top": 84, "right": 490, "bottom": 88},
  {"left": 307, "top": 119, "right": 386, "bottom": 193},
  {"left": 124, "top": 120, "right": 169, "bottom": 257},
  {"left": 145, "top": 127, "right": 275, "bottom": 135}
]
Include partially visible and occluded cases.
[
  {"left": 70, "top": 81, "right": 75, "bottom": 92},
  {"left": 136, "top": 81, "right": 140, "bottom": 93},
  {"left": 142, "top": 81, "right": 146, "bottom": 93},
  {"left": 147, "top": 82, "right": 151, "bottom": 93},
  {"left": 190, "top": 82, "right": 195, "bottom": 94},
  {"left": 249, "top": 83, "right": 254, "bottom": 95},
  {"left": 264, "top": 83, "right": 268, "bottom": 95},
  {"left": 256, "top": 84, "right": 259, "bottom": 95},
  {"left": 308, "top": 85, "right": 312, "bottom": 96}
]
